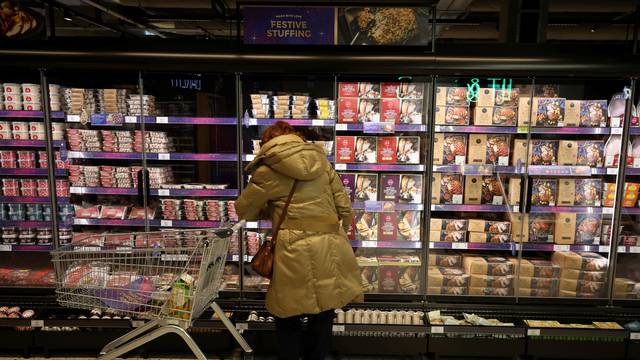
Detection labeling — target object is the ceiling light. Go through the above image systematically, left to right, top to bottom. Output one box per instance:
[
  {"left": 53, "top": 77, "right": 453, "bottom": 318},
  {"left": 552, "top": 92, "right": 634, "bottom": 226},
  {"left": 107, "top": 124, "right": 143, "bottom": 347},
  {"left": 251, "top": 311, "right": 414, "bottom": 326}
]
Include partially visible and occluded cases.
[
  {"left": 63, "top": 10, "right": 73, "bottom": 22},
  {"left": 590, "top": 25, "right": 598, "bottom": 33}
]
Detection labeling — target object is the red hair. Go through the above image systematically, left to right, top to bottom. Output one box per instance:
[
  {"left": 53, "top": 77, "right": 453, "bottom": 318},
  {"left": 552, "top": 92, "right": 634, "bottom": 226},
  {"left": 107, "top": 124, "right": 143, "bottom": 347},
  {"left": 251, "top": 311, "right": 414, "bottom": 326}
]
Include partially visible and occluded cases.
[{"left": 261, "top": 121, "right": 303, "bottom": 145}]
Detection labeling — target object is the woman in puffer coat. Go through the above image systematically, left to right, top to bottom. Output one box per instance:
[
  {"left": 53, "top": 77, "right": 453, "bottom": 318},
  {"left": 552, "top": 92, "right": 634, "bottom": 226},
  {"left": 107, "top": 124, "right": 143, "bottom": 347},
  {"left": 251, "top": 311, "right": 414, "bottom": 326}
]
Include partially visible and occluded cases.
[{"left": 236, "top": 121, "right": 363, "bottom": 360}]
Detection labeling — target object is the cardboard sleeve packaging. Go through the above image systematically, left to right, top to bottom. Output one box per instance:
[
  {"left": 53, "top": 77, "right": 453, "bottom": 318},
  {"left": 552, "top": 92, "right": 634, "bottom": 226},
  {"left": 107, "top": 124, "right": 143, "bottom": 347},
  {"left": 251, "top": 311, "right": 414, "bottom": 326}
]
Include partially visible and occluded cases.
[
  {"left": 436, "top": 86, "right": 469, "bottom": 106},
  {"left": 518, "top": 97, "right": 532, "bottom": 126},
  {"left": 564, "top": 100, "right": 582, "bottom": 127},
  {"left": 474, "top": 106, "right": 494, "bottom": 125},
  {"left": 432, "top": 133, "right": 445, "bottom": 165},
  {"left": 468, "top": 135, "right": 487, "bottom": 164},
  {"left": 512, "top": 139, "right": 528, "bottom": 167},
  {"left": 558, "top": 140, "right": 578, "bottom": 165},
  {"left": 464, "top": 176, "right": 483, "bottom": 204},
  {"left": 508, "top": 178, "right": 521, "bottom": 205},
  {"left": 557, "top": 179, "right": 576, "bottom": 206},
  {"left": 554, "top": 212, "right": 577, "bottom": 245},
  {"left": 511, "top": 213, "right": 529, "bottom": 242},
  {"left": 430, "top": 218, "right": 468, "bottom": 232},
  {"left": 467, "top": 220, "right": 511, "bottom": 234},
  {"left": 429, "top": 230, "right": 466, "bottom": 242},
  {"left": 468, "top": 232, "right": 512, "bottom": 244},
  {"left": 552, "top": 251, "right": 608, "bottom": 272},
  {"left": 428, "top": 252, "right": 462, "bottom": 268},
  {"left": 463, "top": 255, "right": 515, "bottom": 276},
  {"left": 515, "top": 259, "right": 561, "bottom": 278},
  {"left": 427, "top": 266, "right": 470, "bottom": 287},
  {"left": 560, "top": 268, "right": 607, "bottom": 282},
  {"left": 469, "top": 274, "right": 515, "bottom": 288},
  {"left": 518, "top": 277, "right": 560, "bottom": 290},
  {"left": 559, "top": 278, "right": 606, "bottom": 294},
  {"left": 427, "top": 286, "right": 469, "bottom": 295},
  {"left": 468, "top": 287, "right": 514, "bottom": 296},
  {"left": 518, "top": 288, "right": 556, "bottom": 297}
]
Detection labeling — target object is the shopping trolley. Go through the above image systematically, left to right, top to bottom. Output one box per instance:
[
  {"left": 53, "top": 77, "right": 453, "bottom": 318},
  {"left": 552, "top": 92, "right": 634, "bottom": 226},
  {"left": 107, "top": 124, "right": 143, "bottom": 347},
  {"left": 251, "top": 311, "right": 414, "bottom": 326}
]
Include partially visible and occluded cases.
[{"left": 50, "top": 221, "right": 252, "bottom": 360}]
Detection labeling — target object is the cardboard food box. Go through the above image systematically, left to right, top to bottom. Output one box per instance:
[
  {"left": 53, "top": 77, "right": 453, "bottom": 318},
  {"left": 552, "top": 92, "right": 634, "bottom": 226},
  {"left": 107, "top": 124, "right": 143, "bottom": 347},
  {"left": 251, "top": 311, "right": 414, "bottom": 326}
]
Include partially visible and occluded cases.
[
  {"left": 338, "top": 82, "right": 358, "bottom": 97},
  {"left": 358, "top": 82, "right": 381, "bottom": 99},
  {"left": 381, "top": 82, "right": 399, "bottom": 98},
  {"left": 399, "top": 82, "right": 425, "bottom": 99},
  {"left": 436, "top": 86, "right": 469, "bottom": 106},
  {"left": 478, "top": 87, "right": 520, "bottom": 107},
  {"left": 518, "top": 97, "right": 532, "bottom": 126},
  {"left": 534, "top": 97, "right": 566, "bottom": 127},
  {"left": 338, "top": 98, "right": 358, "bottom": 123},
  {"left": 381, "top": 98, "right": 400, "bottom": 123},
  {"left": 358, "top": 99, "right": 380, "bottom": 123},
  {"left": 400, "top": 99, "right": 424, "bottom": 124},
  {"left": 564, "top": 100, "right": 582, "bottom": 127},
  {"left": 579, "top": 100, "right": 608, "bottom": 127},
  {"left": 435, "top": 106, "right": 470, "bottom": 125},
  {"left": 473, "top": 106, "right": 493, "bottom": 126},
  {"left": 492, "top": 106, "right": 518, "bottom": 126},
  {"left": 432, "top": 133, "right": 444, "bottom": 165},
  {"left": 442, "top": 134, "right": 467, "bottom": 165},
  {"left": 468, "top": 134, "right": 487, "bottom": 164},
  {"left": 486, "top": 135, "right": 511, "bottom": 165},
  {"left": 335, "top": 136, "right": 355, "bottom": 163},
  {"left": 354, "top": 136, "right": 377, "bottom": 163},
  {"left": 396, "top": 136, "right": 420, "bottom": 164},
  {"left": 377, "top": 137, "right": 397, "bottom": 164},
  {"left": 512, "top": 139, "right": 528, "bottom": 167},
  {"left": 529, "top": 140, "right": 559, "bottom": 166},
  {"left": 558, "top": 140, "right": 578, "bottom": 166},
  {"left": 577, "top": 141, "right": 605, "bottom": 167},
  {"left": 338, "top": 173, "right": 356, "bottom": 202},
  {"left": 354, "top": 173, "right": 379, "bottom": 202},
  {"left": 431, "top": 173, "right": 441, "bottom": 204},
  {"left": 380, "top": 174, "right": 400, "bottom": 202},
  {"left": 399, "top": 174, "right": 423, "bottom": 204},
  {"left": 436, "top": 174, "right": 463, "bottom": 205},
  {"left": 464, "top": 176, "right": 482, "bottom": 204},
  {"left": 480, "top": 176, "right": 505, "bottom": 205},
  {"left": 508, "top": 177, "right": 521, "bottom": 205},
  {"left": 531, "top": 179, "right": 558, "bottom": 206},
  {"left": 557, "top": 179, "right": 575, "bottom": 206},
  {"left": 575, "top": 179, "right": 602, "bottom": 206},
  {"left": 354, "top": 210, "right": 379, "bottom": 241},
  {"left": 397, "top": 210, "right": 421, "bottom": 241},
  {"left": 378, "top": 212, "right": 398, "bottom": 241},
  {"left": 511, "top": 213, "right": 529, "bottom": 242},
  {"left": 554, "top": 213, "right": 577, "bottom": 245},
  {"left": 528, "top": 214, "right": 555, "bottom": 243},
  {"left": 575, "top": 214, "right": 602, "bottom": 245},
  {"left": 431, "top": 218, "right": 468, "bottom": 232},
  {"left": 468, "top": 220, "right": 511, "bottom": 234},
  {"left": 429, "top": 230, "right": 466, "bottom": 242},
  {"left": 468, "top": 232, "right": 512, "bottom": 244},
  {"left": 552, "top": 251, "right": 608, "bottom": 272},
  {"left": 428, "top": 252, "right": 462, "bottom": 268},
  {"left": 378, "top": 255, "right": 421, "bottom": 294},
  {"left": 463, "top": 255, "right": 515, "bottom": 276},
  {"left": 357, "top": 256, "right": 379, "bottom": 293},
  {"left": 517, "top": 259, "right": 561, "bottom": 278},
  {"left": 560, "top": 268, "right": 607, "bottom": 282},
  {"left": 469, "top": 274, "right": 514, "bottom": 288},
  {"left": 518, "top": 277, "right": 560, "bottom": 290},
  {"left": 559, "top": 278, "right": 606, "bottom": 294},
  {"left": 614, "top": 278, "right": 637, "bottom": 293},
  {"left": 427, "top": 286, "right": 469, "bottom": 296},
  {"left": 468, "top": 287, "right": 514, "bottom": 296},
  {"left": 518, "top": 288, "right": 556, "bottom": 297},
  {"left": 559, "top": 290, "right": 601, "bottom": 298}
]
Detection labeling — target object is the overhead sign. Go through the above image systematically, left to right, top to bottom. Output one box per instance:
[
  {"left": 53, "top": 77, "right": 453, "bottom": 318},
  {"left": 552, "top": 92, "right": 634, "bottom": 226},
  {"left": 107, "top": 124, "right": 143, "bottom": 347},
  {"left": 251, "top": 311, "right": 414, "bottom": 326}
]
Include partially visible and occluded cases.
[{"left": 243, "top": 7, "right": 336, "bottom": 45}]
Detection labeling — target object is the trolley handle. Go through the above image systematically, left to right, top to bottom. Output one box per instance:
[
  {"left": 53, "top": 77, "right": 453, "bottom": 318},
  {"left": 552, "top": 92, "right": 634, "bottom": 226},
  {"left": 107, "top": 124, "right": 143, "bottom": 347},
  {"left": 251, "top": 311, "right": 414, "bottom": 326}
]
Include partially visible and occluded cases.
[{"left": 210, "top": 220, "right": 246, "bottom": 239}]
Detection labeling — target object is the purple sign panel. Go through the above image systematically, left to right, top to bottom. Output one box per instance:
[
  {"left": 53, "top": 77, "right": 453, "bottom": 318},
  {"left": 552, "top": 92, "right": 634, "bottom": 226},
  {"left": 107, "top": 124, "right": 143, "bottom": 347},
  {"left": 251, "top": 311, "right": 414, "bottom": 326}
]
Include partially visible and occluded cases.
[{"left": 243, "top": 7, "right": 335, "bottom": 45}]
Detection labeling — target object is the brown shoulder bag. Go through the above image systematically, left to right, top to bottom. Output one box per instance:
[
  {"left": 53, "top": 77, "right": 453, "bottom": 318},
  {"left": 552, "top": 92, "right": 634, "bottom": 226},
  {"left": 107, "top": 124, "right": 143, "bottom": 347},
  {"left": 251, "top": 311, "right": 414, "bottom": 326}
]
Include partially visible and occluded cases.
[{"left": 250, "top": 180, "right": 298, "bottom": 279}]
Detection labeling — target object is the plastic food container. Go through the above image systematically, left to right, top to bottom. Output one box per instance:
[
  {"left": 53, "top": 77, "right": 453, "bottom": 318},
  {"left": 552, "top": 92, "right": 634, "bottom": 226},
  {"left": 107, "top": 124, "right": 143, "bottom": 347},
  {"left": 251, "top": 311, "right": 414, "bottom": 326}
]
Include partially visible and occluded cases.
[
  {"left": 3, "top": 83, "right": 20, "bottom": 94},
  {"left": 21, "top": 84, "right": 40, "bottom": 94},
  {"left": 4, "top": 93, "right": 20, "bottom": 102},
  {"left": 22, "top": 94, "right": 40, "bottom": 103},
  {"left": 4, "top": 102, "right": 22, "bottom": 111},
  {"left": 23, "top": 102, "right": 41, "bottom": 111}
]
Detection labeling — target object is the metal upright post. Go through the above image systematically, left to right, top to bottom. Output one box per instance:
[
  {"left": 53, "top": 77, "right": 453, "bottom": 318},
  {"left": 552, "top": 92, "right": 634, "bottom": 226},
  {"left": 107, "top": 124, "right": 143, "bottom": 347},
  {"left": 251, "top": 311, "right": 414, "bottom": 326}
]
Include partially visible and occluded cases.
[
  {"left": 39, "top": 69, "right": 60, "bottom": 248},
  {"left": 138, "top": 71, "right": 150, "bottom": 232},
  {"left": 235, "top": 73, "right": 246, "bottom": 298},
  {"left": 423, "top": 76, "right": 437, "bottom": 303},
  {"left": 605, "top": 78, "right": 636, "bottom": 306}
]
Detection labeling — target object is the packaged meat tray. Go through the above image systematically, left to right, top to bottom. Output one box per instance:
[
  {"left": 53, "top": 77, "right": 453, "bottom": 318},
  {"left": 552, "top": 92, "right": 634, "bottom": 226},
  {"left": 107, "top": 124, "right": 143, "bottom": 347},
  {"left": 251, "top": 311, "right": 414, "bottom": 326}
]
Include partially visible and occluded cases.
[{"left": 74, "top": 205, "right": 101, "bottom": 219}]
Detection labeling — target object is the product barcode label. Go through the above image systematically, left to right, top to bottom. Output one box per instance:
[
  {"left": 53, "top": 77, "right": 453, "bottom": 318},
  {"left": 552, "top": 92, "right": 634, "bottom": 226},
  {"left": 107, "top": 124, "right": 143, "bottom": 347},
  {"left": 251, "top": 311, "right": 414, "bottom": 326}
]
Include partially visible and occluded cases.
[
  {"left": 66, "top": 115, "right": 81, "bottom": 122},
  {"left": 125, "top": 116, "right": 137, "bottom": 123},
  {"left": 156, "top": 116, "right": 169, "bottom": 123},
  {"left": 312, "top": 120, "right": 325, "bottom": 126},
  {"left": 335, "top": 124, "right": 347, "bottom": 131},
  {"left": 611, "top": 127, "right": 623, "bottom": 135},
  {"left": 158, "top": 153, "right": 170, "bottom": 160},
  {"left": 244, "top": 154, "right": 256, "bottom": 161},
  {"left": 455, "top": 156, "right": 465, "bottom": 165},
  {"left": 498, "top": 156, "right": 509, "bottom": 166},
  {"left": 634, "top": 158, "right": 640, "bottom": 168},
  {"left": 335, "top": 164, "right": 347, "bottom": 170},
  {"left": 607, "top": 168, "right": 618, "bottom": 175},
  {"left": 69, "top": 186, "right": 81, "bottom": 193},
  {"left": 157, "top": 189, "right": 170, "bottom": 196},
  {"left": 452, "top": 195, "right": 463, "bottom": 204},
  {"left": 492, "top": 196, "right": 504, "bottom": 205},
  {"left": 513, "top": 206, "right": 520, "bottom": 212},
  {"left": 602, "top": 207, "right": 613, "bottom": 214},
  {"left": 160, "top": 220, "right": 172, "bottom": 227},
  {"left": 245, "top": 221, "right": 258, "bottom": 228},
  {"left": 361, "top": 241, "right": 377, "bottom": 247},
  {"left": 429, "top": 243, "right": 435, "bottom": 249},
  {"left": 452, "top": 243, "right": 467, "bottom": 249},
  {"left": 0, "top": 245, "right": 11, "bottom": 251},
  {"left": 554, "top": 245, "right": 570, "bottom": 251},
  {"left": 599, "top": 246, "right": 610, "bottom": 253},
  {"left": 630, "top": 246, "right": 640, "bottom": 253},
  {"left": 30, "top": 320, "right": 44, "bottom": 327},
  {"left": 236, "top": 323, "right": 248, "bottom": 330},
  {"left": 332, "top": 325, "right": 345, "bottom": 332},
  {"left": 431, "top": 326, "right": 444, "bottom": 334},
  {"left": 527, "top": 329, "right": 541, "bottom": 336},
  {"left": 631, "top": 332, "right": 640, "bottom": 340}
]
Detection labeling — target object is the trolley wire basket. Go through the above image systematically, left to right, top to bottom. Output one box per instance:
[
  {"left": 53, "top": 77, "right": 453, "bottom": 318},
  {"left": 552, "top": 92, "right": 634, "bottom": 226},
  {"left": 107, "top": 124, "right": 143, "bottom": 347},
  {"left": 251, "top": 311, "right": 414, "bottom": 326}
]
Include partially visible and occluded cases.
[{"left": 50, "top": 222, "right": 252, "bottom": 360}]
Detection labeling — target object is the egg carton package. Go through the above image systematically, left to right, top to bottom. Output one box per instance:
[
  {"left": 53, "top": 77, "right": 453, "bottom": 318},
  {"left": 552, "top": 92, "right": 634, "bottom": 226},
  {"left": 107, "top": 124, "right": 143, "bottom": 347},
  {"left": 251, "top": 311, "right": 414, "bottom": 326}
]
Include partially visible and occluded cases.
[{"left": 127, "top": 94, "right": 156, "bottom": 115}]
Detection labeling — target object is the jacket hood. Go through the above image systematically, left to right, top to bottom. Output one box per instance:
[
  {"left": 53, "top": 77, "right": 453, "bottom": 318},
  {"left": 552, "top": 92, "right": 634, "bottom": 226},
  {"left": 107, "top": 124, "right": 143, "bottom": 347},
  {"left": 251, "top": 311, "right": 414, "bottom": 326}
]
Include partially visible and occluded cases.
[{"left": 245, "top": 134, "right": 327, "bottom": 180}]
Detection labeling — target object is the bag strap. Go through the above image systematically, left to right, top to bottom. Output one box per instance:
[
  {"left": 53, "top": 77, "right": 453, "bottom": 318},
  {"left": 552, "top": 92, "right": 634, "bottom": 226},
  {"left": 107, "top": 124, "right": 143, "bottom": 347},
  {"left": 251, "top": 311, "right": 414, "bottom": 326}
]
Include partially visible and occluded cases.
[{"left": 271, "top": 180, "right": 298, "bottom": 244}]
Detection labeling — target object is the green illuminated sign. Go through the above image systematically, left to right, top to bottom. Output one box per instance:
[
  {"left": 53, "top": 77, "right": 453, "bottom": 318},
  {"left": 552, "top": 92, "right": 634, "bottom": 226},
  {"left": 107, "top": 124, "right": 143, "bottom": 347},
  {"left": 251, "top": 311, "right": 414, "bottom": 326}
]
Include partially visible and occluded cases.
[{"left": 466, "top": 78, "right": 513, "bottom": 102}]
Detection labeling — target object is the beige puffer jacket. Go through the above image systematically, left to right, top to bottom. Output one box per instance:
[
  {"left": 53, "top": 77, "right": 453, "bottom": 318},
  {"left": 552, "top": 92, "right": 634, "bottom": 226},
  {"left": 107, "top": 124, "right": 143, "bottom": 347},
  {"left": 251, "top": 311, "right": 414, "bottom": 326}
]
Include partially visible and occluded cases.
[{"left": 236, "top": 134, "right": 363, "bottom": 318}]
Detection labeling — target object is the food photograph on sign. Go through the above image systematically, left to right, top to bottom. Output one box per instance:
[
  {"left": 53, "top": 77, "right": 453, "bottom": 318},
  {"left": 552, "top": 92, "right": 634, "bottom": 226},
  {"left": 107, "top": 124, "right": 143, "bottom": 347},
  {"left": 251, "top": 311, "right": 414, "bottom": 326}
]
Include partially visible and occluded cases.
[{"left": 337, "top": 7, "right": 431, "bottom": 45}]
